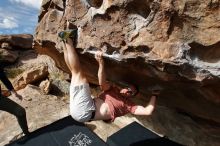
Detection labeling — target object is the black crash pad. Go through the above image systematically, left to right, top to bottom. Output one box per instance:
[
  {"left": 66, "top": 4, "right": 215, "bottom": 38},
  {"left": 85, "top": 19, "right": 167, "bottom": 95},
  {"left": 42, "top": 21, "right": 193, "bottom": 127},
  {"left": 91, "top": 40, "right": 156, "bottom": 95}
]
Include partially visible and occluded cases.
[
  {"left": 7, "top": 116, "right": 107, "bottom": 146},
  {"left": 107, "top": 121, "right": 184, "bottom": 146}
]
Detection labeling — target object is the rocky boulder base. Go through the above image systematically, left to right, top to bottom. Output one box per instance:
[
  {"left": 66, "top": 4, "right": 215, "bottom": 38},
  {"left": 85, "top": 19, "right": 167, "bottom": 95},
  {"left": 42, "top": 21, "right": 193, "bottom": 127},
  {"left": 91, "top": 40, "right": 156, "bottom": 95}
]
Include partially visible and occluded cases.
[
  {"left": 0, "top": 34, "right": 70, "bottom": 145},
  {"left": 0, "top": 85, "right": 69, "bottom": 146}
]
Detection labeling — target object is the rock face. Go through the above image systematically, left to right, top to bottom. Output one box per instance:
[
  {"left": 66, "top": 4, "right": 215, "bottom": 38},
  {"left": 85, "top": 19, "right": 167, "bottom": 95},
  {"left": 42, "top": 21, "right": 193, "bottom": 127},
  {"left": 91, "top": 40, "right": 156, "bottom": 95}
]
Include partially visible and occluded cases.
[
  {"left": 34, "top": 0, "right": 220, "bottom": 145},
  {"left": 0, "top": 34, "right": 33, "bottom": 49},
  {"left": 0, "top": 34, "right": 33, "bottom": 64},
  {"left": 13, "top": 64, "right": 49, "bottom": 90},
  {"left": 39, "top": 79, "right": 51, "bottom": 94}
]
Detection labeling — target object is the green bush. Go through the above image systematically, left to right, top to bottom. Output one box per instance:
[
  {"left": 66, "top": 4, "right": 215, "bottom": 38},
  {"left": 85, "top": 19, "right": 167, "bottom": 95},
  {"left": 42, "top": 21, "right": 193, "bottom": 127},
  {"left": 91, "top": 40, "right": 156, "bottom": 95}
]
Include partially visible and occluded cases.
[{"left": 5, "top": 68, "right": 24, "bottom": 79}]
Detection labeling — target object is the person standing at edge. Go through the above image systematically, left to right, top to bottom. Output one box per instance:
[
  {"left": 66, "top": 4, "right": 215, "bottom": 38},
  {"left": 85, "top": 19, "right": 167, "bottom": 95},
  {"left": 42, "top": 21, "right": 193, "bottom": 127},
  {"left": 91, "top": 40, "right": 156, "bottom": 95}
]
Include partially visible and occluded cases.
[{"left": 0, "top": 65, "right": 29, "bottom": 135}]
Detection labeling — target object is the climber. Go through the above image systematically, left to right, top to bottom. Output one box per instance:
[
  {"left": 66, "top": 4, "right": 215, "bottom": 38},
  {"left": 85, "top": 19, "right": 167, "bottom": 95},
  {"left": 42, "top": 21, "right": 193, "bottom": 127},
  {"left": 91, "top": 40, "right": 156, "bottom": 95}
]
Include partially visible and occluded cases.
[
  {"left": 58, "top": 28, "right": 158, "bottom": 123},
  {"left": 0, "top": 65, "right": 30, "bottom": 135}
]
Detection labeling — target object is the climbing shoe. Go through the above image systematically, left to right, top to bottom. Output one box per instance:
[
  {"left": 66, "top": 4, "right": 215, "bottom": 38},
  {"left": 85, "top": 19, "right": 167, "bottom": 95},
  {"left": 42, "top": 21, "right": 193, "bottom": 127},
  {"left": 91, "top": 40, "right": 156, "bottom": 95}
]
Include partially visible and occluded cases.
[{"left": 58, "top": 29, "right": 77, "bottom": 41}]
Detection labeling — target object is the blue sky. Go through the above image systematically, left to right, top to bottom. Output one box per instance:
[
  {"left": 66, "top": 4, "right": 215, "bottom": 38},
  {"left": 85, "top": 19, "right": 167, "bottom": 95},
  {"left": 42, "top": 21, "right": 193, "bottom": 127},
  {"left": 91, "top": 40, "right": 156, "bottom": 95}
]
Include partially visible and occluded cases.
[{"left": 0, "top": 0, "right": 42, "bottom": 35}]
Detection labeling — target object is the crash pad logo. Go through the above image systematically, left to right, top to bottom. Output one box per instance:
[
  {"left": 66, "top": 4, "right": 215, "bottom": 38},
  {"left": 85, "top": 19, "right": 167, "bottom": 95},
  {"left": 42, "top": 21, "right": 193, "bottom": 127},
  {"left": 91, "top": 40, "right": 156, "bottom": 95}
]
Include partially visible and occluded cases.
[{"left": 69, "top": 132, "right": 92, "bottom": 146}]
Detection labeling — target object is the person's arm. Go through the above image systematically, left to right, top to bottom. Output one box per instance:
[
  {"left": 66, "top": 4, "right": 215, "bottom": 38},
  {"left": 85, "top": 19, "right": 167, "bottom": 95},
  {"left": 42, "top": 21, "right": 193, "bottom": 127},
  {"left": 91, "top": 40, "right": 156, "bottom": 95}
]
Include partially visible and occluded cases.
[
  {"left": 95, "top": 51, "right": 111, "bottom": 91},
  {"left": 133, "top": 96, "right": 156, "bottom": 116}
]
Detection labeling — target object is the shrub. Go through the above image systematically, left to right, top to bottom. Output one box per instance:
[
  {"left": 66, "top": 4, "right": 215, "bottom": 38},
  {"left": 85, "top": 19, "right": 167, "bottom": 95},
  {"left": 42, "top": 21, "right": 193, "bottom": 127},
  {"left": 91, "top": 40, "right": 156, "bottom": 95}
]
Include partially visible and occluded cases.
[{"left": 5, "top": 68, "right": 24, "bottom": 79}]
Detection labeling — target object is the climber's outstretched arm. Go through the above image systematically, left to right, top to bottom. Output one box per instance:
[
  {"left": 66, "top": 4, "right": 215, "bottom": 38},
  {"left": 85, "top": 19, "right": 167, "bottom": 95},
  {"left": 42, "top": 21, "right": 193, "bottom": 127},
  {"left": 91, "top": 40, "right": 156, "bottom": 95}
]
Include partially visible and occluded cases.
[{"left": 133, "top": 96, "right": 156, "bottom": 116}]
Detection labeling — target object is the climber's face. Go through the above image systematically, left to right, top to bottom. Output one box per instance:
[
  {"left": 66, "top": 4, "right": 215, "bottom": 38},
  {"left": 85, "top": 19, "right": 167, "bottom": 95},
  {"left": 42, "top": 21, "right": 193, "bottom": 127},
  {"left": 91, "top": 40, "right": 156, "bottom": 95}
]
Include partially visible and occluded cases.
[{"left": 120, "top": 85, "right": 138, "bottom": 97}]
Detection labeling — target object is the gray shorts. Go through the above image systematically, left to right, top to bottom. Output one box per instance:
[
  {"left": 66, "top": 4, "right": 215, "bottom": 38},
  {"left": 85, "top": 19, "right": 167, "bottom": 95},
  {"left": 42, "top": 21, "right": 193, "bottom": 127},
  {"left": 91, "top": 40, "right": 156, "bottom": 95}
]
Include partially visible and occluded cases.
[{"left": 69, "top": 83, "right": 96, "bottom": 122}]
